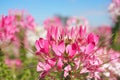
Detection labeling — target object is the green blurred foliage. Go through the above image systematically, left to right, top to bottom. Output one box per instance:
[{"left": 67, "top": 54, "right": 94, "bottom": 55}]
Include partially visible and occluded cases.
[
  {"left": 112, "top": 16, "right": 120, "bottom": 51},
  {"left": 0, "top": 55, "right": 38, "bottom": 80}
]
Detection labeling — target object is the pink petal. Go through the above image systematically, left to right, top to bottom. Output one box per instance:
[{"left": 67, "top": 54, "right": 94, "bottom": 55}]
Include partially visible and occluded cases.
[
  {"left": 79, "top": 25, "right": 86, "bottom": 37},
  {"left": 87, "top": 33, "right": 99, "bottom": 45},
  {"left": 35, "top": 38, "right": 49, "bottom": 55},
  {"left": 35, "top": 40, "right": 40, "bottom": 52},
  {"left": 52, "top": 41, "right": 65, "bottom": 56},
  {"left": 58, "top": 41, "right": 65, "bottom": 53},
  {"left": 85, "top": 43, "right": 95, "bottom": 54},
  {"left": 52, "top": 44, "right": 62, "bottom": 56},
  {"left": 66, "top": 44, "right": 76, "bottom": 58},
  {"left": 47, "top": 58, "right": 56, "bottom": 67},
  {"left": 57, "top": 58, "right": 63, "bottom": 70},
  {"left": 74, "top": 58, "right": 80, "bottom": 70},
  {"left": 37, "top": 62, "right": 44, "bottom": 72},
  {"left": 44, "top": 63, "right": 51, "bottom": 71},
  {"left": 64, "top": 65, "right": 71, "bottom": 71},
  {"left": 80, "top": 68, "right": 89, "bottom": 73},
  {"left": 40, "top": 71, "right": 48, "bottom": 78},
  {"left": 64, "top": 71, "right": 69, "bottom": 77}
]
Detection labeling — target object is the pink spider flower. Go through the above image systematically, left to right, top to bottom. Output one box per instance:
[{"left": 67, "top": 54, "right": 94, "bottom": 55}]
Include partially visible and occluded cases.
[{"left": 35, "top": 24, "right": 105, "bottom": 79}]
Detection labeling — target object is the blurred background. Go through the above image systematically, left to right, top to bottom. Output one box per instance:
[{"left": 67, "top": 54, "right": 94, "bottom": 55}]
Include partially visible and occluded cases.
[
  {"left": 0, "top": 0, "right": 112, "bottom": 27},
  {"left": 0, "top": 0, "right": 120, "bottom": 80}
]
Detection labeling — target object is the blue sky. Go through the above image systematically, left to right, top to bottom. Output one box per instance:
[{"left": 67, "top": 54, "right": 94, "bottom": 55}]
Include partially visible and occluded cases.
[{"left": 0, "top": 0, "right": 112, "bottom": 26}]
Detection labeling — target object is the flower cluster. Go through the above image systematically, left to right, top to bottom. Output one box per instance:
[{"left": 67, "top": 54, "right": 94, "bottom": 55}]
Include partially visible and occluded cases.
[
  {"left": 108, "top": 0, "right": 120, "bottom": 22},
  {"left": 0, "top": 10, "right": 36, "bottom": 43},
  {"left": 0, "top": 10, "right": 36, "bottom": 69},
  {"left": 0, "top": 15, "right": 18, "bottom": 41},
  {"left": 35, "top": 24, "right": 105, "bottom": 79},
  {"left": 96, "top": 48, "right": 120, "bottom": 80}
]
